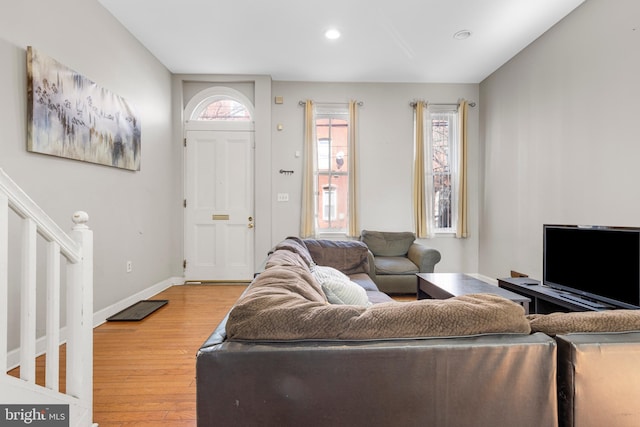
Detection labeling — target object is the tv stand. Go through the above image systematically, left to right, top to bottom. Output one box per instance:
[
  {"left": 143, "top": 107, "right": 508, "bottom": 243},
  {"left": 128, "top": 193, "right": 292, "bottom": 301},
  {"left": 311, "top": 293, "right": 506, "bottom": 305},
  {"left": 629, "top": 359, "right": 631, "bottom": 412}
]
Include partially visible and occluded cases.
[
  {"left": 498, "top": 277, "right": 617, "bottom": 313},
  {"left": 556, "top": 292, "right": 612, "bottom": 310}
]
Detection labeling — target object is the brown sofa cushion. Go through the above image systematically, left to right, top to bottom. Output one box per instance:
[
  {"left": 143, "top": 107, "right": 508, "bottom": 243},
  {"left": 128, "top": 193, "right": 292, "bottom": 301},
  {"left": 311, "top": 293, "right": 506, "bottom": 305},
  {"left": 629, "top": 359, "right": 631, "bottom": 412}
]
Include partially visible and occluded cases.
[
  {"left": 361, "top": 230, "right": 416, "bottom": 256},
  {"left": 304, "top": 239, "right": 370, "bottom": 275},
  {"left": 227, "top": 265, "right": 531, "bottom": 341},
  {"left": 349, "top": 273, "right": 379, "bottom": 292},
  {"left": 528, "top": 310, "right": 640, "bottom": 336}
]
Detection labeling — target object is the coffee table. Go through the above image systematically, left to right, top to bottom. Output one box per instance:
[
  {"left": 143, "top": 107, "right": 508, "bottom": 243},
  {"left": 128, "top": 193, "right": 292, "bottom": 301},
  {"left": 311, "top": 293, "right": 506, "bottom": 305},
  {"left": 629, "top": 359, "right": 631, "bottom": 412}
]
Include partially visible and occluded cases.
[{"left": 417, "top": 273, "right": 530, "bottom": 314}]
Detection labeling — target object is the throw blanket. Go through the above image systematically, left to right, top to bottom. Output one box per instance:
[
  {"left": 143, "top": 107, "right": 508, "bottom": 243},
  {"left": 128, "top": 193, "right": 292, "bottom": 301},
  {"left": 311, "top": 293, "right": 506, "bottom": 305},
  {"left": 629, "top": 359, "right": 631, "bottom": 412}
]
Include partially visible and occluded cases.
[
  {"left": 266, "top": 237, "right": 314, "bottom": 268},
  {"left": 226, "top": 264, "right": 531, "bottom": 341},
  {"left": 528, "top": 310, "right": 640, "bottom": 336}
]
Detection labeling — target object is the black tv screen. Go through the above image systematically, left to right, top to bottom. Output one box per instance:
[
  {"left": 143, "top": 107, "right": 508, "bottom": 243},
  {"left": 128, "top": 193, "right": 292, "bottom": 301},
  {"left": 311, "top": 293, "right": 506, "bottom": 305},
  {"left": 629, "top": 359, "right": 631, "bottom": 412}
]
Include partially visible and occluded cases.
[{"left": 543, "top": 224, "right": 640, "bottom": 308}]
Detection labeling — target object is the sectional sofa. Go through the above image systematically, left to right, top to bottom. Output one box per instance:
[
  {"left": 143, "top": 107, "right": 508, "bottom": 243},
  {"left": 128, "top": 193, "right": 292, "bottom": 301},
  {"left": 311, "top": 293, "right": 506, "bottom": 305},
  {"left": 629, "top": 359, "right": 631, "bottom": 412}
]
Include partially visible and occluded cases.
[{"left": 196, "top": 237, "right": 640, "bottom": 427}]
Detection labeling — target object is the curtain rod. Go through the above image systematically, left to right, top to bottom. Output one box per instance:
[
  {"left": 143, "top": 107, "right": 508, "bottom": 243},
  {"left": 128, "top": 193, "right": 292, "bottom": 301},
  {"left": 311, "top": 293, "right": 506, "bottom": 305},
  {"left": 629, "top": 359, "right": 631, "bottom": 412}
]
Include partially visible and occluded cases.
[
  {"left": 298, "top": 101, "right": 364, "bottom": 106},
  {"left": 410, "top": 101, "right": 476, "bottom": 108}
]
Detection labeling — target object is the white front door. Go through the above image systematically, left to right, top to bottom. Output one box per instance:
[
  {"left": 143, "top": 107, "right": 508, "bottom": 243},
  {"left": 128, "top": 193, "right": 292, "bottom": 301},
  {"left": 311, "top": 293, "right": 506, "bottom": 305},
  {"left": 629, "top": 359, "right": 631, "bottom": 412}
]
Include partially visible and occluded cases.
[{"left": 184, "top": 125, "right": 254, "bottom": 281}]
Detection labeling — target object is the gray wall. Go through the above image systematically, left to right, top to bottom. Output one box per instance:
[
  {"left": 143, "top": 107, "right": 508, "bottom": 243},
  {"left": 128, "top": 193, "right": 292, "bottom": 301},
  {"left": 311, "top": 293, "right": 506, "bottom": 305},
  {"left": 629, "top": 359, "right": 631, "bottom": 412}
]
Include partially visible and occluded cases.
[
  {"left": 0, "top": 0, "right": 181, "bottom": 347},
  {"left": 479, "top": 0, "right": 640, "bottom": 280}
]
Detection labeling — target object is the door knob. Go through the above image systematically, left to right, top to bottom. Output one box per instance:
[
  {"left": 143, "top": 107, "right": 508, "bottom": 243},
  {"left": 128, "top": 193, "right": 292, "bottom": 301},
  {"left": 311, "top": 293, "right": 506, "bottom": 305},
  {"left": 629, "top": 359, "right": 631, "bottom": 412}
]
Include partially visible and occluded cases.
[{"left": 248, "top": 223, "right": 254, "bottom": 229}]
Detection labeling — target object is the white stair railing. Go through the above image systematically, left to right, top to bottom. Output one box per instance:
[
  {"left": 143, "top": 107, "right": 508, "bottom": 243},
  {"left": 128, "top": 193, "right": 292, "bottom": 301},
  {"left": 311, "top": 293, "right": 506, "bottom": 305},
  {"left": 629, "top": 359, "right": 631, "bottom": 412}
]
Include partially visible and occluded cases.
[{"left": 0, "top": 168, "right": 94, "bottom": 427}]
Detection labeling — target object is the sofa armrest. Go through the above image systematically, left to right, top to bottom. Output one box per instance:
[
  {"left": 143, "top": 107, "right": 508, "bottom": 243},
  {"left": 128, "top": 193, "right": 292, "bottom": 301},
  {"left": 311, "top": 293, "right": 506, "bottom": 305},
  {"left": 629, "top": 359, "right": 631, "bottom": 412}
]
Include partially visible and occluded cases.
[
  {"left": 408, "top": 243, "right": 442, "bottom": 273},
  {"left": 556, "top": 332, "right": 640, "bottom": 427}
]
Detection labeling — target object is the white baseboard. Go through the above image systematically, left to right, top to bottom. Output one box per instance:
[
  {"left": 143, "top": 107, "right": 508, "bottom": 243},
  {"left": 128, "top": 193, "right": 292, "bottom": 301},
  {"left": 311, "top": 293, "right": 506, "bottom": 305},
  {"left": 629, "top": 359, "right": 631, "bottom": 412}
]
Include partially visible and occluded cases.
[
  {"left": 6, "top": 276, "right": 184, "bottom": 371},
  {"left": 93, "top": 276, "right": 184, "bottom": 327}
]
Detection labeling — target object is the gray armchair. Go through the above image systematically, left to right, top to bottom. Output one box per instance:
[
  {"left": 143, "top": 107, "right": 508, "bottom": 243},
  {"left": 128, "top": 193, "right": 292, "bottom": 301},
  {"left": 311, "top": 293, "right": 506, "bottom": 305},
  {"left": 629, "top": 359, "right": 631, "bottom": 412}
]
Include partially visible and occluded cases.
[{"left": 361, "top": 230, "right": 442, "bottom": 294}]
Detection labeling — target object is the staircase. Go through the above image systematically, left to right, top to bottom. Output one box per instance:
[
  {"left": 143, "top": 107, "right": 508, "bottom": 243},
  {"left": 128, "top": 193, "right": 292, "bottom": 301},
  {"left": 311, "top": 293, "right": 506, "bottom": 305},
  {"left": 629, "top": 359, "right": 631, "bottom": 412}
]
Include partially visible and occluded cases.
[{"left": 0, "top": 168, "right": 95, "bottom": 426}]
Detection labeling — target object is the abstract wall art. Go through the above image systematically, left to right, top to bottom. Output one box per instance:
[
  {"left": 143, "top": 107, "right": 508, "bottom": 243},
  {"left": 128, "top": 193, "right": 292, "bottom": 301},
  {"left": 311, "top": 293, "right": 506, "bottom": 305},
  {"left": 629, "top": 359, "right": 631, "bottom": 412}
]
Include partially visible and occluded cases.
[{"left": 27, "top": 46, "right": 141, "bottom": 171}]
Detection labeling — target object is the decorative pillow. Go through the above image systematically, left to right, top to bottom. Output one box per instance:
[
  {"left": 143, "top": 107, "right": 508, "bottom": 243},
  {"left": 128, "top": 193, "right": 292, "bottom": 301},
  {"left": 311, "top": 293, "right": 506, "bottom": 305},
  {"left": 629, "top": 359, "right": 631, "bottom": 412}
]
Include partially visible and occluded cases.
[
  {"left": 312, "top": 265, "right": 370, "bottom": 307},
  {"left": 312, "top": 265, "right": 350, "bottom": 283},
  {"left": 321, "top": 278, "right": 371, "bottom": 307}
]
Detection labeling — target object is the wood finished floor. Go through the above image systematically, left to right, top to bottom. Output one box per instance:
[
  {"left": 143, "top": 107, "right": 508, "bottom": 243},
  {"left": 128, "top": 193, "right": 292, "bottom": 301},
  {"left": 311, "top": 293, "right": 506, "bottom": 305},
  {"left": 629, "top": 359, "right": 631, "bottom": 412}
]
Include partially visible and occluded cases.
[{"left": 8, "top": 285, "right": 415, "bottom": 426}]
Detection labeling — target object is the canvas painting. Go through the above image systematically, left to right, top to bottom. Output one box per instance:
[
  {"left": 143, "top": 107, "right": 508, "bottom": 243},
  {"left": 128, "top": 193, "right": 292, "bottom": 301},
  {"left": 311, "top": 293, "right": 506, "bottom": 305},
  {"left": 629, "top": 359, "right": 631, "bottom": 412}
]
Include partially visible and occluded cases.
[{"left": 27, "top": 46, "right": 141, "bottom": 171}]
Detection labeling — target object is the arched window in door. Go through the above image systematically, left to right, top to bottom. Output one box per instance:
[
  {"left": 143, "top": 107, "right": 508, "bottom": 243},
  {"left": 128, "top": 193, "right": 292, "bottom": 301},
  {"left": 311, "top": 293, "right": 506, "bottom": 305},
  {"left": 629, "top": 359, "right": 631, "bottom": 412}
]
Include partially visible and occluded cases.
[
  {"left": 186, "top": 87, "right": 254, "bottom": 122},
  {"left": 195, "top": 98, "right": 251, "bottom": 121}
]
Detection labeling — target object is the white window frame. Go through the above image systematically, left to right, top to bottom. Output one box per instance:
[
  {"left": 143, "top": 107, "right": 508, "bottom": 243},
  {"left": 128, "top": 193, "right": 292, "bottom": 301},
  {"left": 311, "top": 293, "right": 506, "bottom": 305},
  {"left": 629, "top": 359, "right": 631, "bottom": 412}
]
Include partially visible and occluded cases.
[{"left": 425, "top": 105, "right": 459, "bottom": 234}]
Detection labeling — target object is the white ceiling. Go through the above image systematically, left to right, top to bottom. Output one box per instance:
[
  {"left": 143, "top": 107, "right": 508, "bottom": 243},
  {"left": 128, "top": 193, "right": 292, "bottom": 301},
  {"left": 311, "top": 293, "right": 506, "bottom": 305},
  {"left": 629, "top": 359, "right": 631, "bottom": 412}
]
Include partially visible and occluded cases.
[{"left": 98, "top": 0, "right": 585, "bottom": 84}]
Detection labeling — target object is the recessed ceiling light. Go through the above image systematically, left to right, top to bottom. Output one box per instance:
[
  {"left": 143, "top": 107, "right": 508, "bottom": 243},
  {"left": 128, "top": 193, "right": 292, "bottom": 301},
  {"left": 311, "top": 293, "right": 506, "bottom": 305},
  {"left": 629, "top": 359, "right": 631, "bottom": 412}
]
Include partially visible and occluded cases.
[
  {"left": 325, "top": 28, "right": 341, "bottom": 40},
  {"left": 453, "top": 30, "right": 472, "bottom": 40}
]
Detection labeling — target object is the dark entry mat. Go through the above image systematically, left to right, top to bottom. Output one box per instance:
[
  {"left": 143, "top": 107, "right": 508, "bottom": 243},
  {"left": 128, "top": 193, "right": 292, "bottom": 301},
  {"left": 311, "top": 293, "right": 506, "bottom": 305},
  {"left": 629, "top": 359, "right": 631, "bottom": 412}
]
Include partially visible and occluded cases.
[{"left": 107, "top": 300, "right": 168, "bottom": 321}]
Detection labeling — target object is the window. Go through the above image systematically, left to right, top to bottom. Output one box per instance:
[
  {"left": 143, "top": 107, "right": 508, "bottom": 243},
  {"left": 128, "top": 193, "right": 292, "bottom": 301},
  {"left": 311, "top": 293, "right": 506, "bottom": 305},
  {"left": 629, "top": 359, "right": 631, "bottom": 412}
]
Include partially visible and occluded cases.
[
  {"left": 185, "top": 87, "right": 254, "bottom": 123},
  {"left": 195, "top": 98, "right": 252, "bottom": 121},
  {"left": 315, "top": 105, "right": 349, "bottom": 234},
  {"left": 426, "top": 106, "right": 459, "bottom": 233}
]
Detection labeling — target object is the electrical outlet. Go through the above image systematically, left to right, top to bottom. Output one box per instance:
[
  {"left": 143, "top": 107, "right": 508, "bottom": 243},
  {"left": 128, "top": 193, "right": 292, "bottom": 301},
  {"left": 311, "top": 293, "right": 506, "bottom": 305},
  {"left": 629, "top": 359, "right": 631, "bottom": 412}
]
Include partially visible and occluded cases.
[
  {"left": 277, "top": 193, "right": 289, "bottom": 202},
  {"left": 126, "top": 261, "right": 133, "bottom": 273}
]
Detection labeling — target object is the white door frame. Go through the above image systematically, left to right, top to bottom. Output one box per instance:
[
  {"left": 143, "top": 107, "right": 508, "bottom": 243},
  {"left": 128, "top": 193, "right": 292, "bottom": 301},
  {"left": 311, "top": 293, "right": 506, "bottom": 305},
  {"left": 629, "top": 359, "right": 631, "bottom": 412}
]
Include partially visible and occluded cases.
[{"left": 183, "top": 87, "right": 256, "bottom": 282}]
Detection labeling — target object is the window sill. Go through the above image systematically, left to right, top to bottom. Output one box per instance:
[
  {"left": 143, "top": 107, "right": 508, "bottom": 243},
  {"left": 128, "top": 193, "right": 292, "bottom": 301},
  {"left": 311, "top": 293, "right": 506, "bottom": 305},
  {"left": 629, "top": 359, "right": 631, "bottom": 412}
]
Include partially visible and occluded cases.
[
  {"left": 433, "top": 230, "right": 457, "bottom": 237},
  {"left": 316, "top": 231, "right": 350, "bottom": 240}
]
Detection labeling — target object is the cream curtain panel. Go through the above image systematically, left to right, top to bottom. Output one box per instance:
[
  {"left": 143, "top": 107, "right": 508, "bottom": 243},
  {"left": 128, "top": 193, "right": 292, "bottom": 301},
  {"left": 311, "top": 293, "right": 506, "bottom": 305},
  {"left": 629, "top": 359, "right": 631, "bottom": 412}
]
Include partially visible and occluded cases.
[
  {"left": 300, "top": 100, "right": 315, "bottom": 238},
  {"left": 347, "top": 100, "right": 359, "bottom": 237},
  {"left": 456, "top": 100, "right": 469, "bottom": 238},
  {"left": 412, "top": 101, "right": 429, "bottom": 238}
]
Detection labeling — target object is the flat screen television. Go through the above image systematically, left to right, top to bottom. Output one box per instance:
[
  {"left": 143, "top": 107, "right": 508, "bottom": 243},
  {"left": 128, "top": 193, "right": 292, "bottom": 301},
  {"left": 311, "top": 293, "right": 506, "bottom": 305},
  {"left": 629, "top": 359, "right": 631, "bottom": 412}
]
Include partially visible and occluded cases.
[{"left": 543, "top": 224, "right": 640, "bottom": 309}]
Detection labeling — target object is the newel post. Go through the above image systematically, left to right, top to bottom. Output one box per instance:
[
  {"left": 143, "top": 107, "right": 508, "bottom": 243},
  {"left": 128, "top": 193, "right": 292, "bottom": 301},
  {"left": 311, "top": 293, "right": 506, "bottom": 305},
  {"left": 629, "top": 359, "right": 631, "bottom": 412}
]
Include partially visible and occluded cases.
[{"left": 66, "top": 211, "right": 93, "bottom": 413}]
